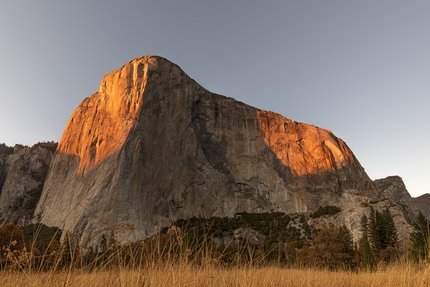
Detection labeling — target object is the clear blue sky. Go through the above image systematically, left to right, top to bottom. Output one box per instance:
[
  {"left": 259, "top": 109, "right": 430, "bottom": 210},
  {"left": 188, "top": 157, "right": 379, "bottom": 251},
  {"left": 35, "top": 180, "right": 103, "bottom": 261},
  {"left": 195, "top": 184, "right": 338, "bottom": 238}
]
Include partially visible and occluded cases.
[{"left": 1, "top": 1, "right": 429, "bottom": 197}]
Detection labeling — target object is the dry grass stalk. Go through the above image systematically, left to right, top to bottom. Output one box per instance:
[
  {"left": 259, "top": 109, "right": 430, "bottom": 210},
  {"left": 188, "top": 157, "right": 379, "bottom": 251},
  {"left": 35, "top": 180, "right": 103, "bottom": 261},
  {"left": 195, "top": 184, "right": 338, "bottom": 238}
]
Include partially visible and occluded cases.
[{"left": 1, "top": 263, "right": 430, "bottom": 287}]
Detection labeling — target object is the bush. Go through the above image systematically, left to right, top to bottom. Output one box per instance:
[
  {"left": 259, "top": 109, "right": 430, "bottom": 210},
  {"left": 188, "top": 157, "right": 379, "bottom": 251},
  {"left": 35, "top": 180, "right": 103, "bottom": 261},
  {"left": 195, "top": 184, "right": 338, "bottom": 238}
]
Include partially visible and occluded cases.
[
  {"left": 310, "top": 206, "right": 341, "bottom": 218},
  {"left": 21, "top": 223, "right": 61, "bottom": 255},
  {"left": 296, "top": 224, "right": 354, "bottom": 270}
]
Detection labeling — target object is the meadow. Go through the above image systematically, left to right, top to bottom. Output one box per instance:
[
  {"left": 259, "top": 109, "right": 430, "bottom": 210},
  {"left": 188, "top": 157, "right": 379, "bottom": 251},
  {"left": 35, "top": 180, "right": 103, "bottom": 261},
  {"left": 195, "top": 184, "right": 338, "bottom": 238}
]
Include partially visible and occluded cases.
[
  {"left": 1, "top": 211, "right": 429, "bottom": 286},
  {"left": 1, "top": 261, "right": 430, "bottom": 287}
]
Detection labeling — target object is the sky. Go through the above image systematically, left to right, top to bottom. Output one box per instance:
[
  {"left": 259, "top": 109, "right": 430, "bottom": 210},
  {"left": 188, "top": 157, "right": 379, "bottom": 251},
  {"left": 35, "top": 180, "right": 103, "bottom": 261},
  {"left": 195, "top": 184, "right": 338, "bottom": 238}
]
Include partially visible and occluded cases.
[{"left": 1, "top": 1, "right": 429, "bottom": 197}]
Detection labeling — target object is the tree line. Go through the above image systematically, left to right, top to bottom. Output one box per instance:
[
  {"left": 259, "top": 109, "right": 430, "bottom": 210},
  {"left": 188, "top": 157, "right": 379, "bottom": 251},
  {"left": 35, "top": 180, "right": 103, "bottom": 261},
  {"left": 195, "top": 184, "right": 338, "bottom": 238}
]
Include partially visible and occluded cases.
[{"left": 0, "top": 207, "right": 429, "bottom": 271}]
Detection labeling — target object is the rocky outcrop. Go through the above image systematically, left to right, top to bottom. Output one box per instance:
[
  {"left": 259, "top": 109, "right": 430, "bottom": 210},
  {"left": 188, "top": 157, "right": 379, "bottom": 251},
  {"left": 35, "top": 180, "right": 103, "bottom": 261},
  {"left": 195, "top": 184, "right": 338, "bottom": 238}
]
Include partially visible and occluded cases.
[
  {"left": 34, "top": 56, "right": 399, "bottom": 245},
  {"left": 0, "top": 142, "right": 57, "bottom": 225},
  {"left": 375, "top": 175, "right": 430, "bottom": 221},
  {"left": 374, "top": 176, "right": 412, "bottom": 207},
  {"left": 412, "top": 194, "right": 430, "bottom": 220}
]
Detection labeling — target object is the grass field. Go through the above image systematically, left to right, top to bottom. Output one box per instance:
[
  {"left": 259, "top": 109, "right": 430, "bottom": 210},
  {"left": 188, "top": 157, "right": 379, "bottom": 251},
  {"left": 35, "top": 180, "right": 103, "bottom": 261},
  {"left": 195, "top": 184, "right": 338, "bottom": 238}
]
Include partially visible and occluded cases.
[
  {"left": 2, "top": 223, "right": 429, "bottom": 286},
  {"left": 1, "top": 262, "right": 430, "bottom": 287}
]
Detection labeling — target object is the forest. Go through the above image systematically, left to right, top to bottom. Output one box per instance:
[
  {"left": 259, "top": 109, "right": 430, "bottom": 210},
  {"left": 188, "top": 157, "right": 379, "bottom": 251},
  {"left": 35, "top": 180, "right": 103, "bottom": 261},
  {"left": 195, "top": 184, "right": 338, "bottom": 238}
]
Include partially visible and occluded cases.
[{"left": 1, "top": 206, "right": 428, "bottom": 271}]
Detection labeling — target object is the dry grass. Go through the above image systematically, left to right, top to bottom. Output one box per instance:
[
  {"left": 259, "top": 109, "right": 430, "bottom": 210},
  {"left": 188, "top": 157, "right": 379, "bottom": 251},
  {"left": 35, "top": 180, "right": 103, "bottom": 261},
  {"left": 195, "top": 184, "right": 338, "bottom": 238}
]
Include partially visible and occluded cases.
[
  {"left": 2, "top": 224, "right": 429, "bottom": 286},
  {"left": 1, "top": 263, "right": 430, "bottom": 287}
]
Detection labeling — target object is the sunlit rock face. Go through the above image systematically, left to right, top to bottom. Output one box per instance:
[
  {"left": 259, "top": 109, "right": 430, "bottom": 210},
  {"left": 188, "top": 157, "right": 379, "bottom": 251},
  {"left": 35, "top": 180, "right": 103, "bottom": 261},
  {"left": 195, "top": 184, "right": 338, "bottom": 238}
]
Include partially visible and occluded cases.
[
  {"left": 35, "top": 56, "right": 380, "bottom": 245},
  {"left": 257, "top": 111, "right": 356, "bottom": 176}
]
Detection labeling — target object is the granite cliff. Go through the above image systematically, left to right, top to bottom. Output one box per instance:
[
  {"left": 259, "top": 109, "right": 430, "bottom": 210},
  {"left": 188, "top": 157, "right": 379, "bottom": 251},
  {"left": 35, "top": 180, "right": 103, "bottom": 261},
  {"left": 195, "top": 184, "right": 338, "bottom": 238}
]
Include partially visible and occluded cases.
[
  {"left": 33, "top": 56, "right": 410, "bottom": 244},
  {"left": 0, "top": 142, "right": 56, "bottom": 225},
  {"left": 375, "top": 176, "right": 430, "bottom": 221},
  {"left": 412, "top": 194, "right": 430, "bottom": 219}
]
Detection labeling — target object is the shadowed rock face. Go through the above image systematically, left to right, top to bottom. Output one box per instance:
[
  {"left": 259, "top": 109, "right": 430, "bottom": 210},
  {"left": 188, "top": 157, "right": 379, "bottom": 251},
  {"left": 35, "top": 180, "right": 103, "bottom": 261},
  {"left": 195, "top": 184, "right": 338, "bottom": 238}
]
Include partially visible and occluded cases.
[
  {"left": 35, "top": 56, "right": 380, "bottom": 245},
  {"left": 0, "top": 143, "right": 57, "bottom": 225},
  {"left": 375, "top": 175, "right": 430, "bottom": 221},
  {"left": 374, "top": 176, "right": 412, "bottom": 207},
  {"left": 412, "top": 194, "right": 430, "bottom": 220}
]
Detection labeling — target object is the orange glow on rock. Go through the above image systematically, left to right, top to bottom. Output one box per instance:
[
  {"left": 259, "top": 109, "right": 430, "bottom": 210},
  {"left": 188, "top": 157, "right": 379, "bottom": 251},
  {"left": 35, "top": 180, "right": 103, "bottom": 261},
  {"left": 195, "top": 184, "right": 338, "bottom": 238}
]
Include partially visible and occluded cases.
[
  {"left": 56, "top": 57, "right": 155, "bottom": 174},
  {"left": 257, "top": 110, "right": 355, "bottom": 176}
]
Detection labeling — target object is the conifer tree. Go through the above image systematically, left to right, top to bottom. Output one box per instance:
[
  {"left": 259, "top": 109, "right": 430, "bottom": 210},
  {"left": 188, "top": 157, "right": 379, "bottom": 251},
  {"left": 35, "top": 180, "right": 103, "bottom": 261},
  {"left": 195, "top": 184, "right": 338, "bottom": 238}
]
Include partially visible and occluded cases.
[
  {"left": 363, "top": 207, "right": 399, "bottom": 263},
  {"left": 368, "top": 207, "right": 381, "bottom": 254},
  {"left": 381, "top": 208, "right": 398, "bottom": 248},
  {"left": 409, "top": 212, "right": 430, "bottom": 262},
  {"left": 359, "top": 214, "right": 375, "bottom": 268}
]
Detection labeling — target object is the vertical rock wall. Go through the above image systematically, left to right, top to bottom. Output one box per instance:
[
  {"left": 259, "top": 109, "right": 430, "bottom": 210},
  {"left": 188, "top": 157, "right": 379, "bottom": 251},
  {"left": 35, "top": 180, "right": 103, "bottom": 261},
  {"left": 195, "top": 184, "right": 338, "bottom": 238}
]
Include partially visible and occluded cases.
[
  {"left": 35, "top": 56, "right": 381, "bottom": 245},
  {"left": 0, "top": 143, "right": 56, "bottom": 225}
]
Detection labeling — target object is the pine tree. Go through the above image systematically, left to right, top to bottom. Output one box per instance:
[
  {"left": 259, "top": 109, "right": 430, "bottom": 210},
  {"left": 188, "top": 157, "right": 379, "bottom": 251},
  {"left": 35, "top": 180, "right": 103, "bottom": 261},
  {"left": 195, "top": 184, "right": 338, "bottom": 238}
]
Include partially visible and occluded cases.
[
  {"left": 365, "top": 207, "right": 399, "bottom": 263},
  {"left": 369, "top": 207, "right": 381, "bottom": 254},
  {"left": 381, "top": 208, "right": 398, "bottom": 248},
  {"left": 409, "top": 212, "right": 430, "bottom": 262},
  {"left": 359, "top": 214, "right": 375, "bottom": 268}
]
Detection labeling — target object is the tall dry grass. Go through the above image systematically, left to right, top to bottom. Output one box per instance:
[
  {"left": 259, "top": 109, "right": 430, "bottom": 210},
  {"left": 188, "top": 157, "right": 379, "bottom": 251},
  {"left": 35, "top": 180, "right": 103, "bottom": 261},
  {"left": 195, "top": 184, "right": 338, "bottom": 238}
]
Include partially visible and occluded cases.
[
  {"left": 1, "top": 224, "right": 429, "bottom": 286},
  {"left": 1, "top": 263, "right": 430, "bottom": 287}
]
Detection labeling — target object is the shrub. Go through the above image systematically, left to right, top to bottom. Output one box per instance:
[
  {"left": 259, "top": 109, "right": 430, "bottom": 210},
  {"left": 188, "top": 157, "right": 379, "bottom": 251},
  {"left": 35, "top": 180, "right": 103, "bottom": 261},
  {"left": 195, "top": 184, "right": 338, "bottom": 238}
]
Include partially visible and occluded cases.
[{"left": 310, "top": 206, "right": 341, "bottom": 218}]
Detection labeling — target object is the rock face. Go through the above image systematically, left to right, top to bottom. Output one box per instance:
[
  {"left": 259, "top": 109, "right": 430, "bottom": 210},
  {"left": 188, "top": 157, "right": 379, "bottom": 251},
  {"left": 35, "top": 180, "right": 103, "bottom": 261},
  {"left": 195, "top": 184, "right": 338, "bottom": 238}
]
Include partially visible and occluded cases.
[
  {"left": 35, "top": 56, "right": 393, "bottom": 245},
  {"left": 0, "top": 142, "right": 57, "bottom": 225},
  {"left": 375, "top": 175, "right": 430, "bottom": 221},
  {"left": 374, "top": 176, "right": 412, "bottom": 207},
  {"left": 412, "top": 194, "right": 430, "bottom": 220}
]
